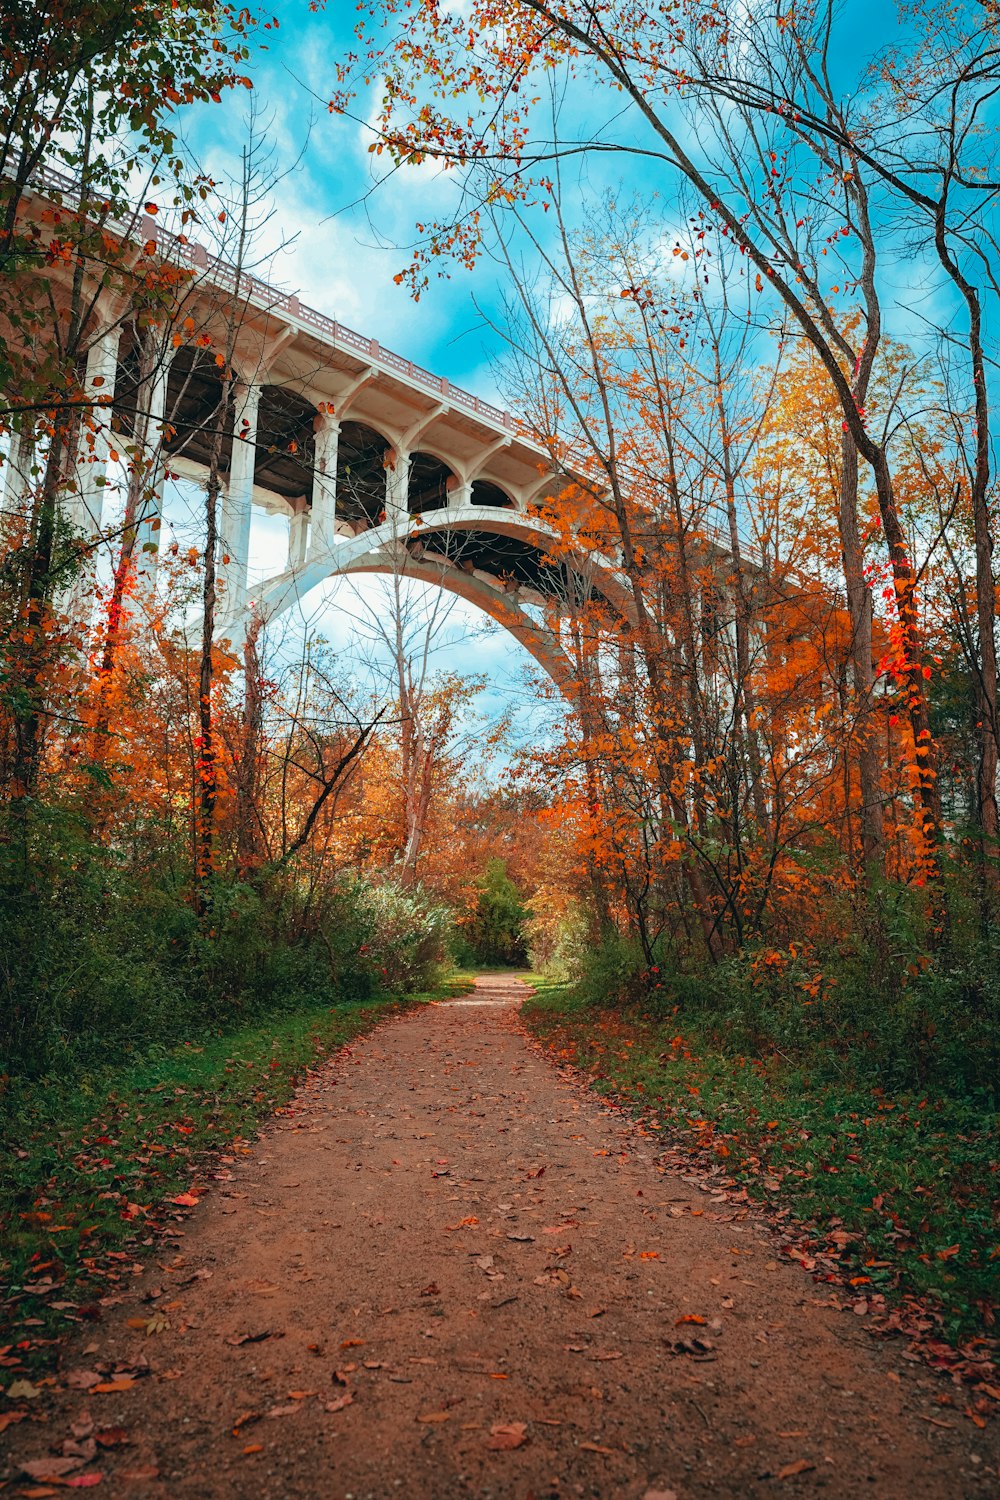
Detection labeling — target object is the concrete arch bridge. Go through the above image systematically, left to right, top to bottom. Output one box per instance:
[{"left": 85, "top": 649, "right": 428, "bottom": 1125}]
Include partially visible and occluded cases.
[{"left": 3, "top": 172, "right": 745, "bottom": 690}]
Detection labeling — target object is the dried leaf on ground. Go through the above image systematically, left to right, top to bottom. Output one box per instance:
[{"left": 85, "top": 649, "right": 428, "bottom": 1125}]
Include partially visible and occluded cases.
[
  {"left": 485, "top": 1420, "right": 528, "bottom": 1450},
  {"left": 778, "top": 1458, "right": 816, "bottom": 1480}
]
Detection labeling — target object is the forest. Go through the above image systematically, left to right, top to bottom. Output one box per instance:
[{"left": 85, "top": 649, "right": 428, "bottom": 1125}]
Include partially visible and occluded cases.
[{"left": 0, "top": 0, "right": 998, "bottom": 1492}]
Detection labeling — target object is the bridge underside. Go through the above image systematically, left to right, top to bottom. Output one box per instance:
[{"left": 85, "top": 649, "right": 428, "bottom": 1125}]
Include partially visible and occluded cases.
[{"left": 229, "top": 503, "right": 629, "bottom": 692}]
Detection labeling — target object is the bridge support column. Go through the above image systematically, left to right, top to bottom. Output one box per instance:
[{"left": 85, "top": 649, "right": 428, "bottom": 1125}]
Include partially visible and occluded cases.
[
  {"left": 73, "top": 323, "right": 122, "bottom": 535},
  {"left": 134, "top": 353, "right": 172, "bottom": 589},
  {"left": 219, "top": 380, "right": 259, "bottom": 624},
  {"left": 308, "top": 414, "right": 339, "bottom": 558},
  {"left": 2, "top": 424, "right": 35, "bottom": 523},
  {"left": 385, "top": 447, "right": 410, "bottom": 528},
  {"left": 288, "top": 504, "right": 309, "bottom": 568}
]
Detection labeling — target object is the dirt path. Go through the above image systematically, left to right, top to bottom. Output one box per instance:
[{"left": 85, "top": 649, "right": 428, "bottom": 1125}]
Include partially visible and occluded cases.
[{"left": 5, "top": 976, "right": 997, "bottom": 1498}]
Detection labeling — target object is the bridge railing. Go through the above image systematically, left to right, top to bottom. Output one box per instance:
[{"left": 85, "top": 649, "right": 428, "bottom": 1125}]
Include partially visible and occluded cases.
[{"left": 22, "top": 163, "right": 516, "bottom": 436}]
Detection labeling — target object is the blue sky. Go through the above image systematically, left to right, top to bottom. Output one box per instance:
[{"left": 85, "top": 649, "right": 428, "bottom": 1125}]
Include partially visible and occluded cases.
[{"left": 178, "top": 0, "right": 512, "bottom": 395}]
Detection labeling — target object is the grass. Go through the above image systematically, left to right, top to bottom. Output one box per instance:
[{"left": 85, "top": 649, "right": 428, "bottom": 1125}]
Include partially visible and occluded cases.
[
  {"left": 0, "top": 973, "right": 473, "bottom": 1357},
  {"left": 521, "top": 976, "right": 999, "bottom": 1342}
]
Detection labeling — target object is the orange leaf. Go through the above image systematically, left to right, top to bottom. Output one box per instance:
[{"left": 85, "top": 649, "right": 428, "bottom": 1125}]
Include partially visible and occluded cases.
[{"left": 485, "top": 1420, "right": 528, "bottom": 1450}]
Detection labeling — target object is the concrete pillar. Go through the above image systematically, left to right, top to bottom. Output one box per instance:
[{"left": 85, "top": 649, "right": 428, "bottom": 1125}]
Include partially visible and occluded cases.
[
  {"left": 74, "top": 324, "right": 122, "bottom": 534},
  {"left": 134, "top": 354, "right": 172, "bottom": 588},
  {"left": 219, "top": 381, "right": 260, "bottom": 623},
  {"left": 308, "top": 414, "right": 340, "bottom": 557},
  {"left": 1, "top": 425, "right": 34, "bottom": 524},
  {"left": 385, "top": 447, "right": 410, "bottom": 527},
  {"left": 450, "top": 478, "right": 473, "bottom": 509},
  {"left": 288, "top": 505, "right": 309, "bottom": 569}
]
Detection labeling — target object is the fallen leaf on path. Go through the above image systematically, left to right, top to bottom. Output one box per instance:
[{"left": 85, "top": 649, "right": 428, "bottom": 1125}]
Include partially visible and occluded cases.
[
  {"left": 169, "top": 1193, "right": 200, "bottom": 1207},
  {"left": 444, "top": 1217, "right": 478, "bottom": 1231},
  {"left": 506, "top": 1233, "right": 534, "bottom": 1243},
  {"left": 639, "top": 1252, "right": 660, "bottom": 1260},
  {"left": 179, "top": 1269, "right": 213, "bottom": 1286},
  {"left": 420, "top": 1283, "right": 440, "bottom": 1297},
  {"left": 588, "top": 1307, "right": 607, "bottom": 1318},
  {"left": 675, "top": 1315, "right": 707, "bottom": 1326},
  {"left": 224, "top": 1330, "right": 279, "bottom": 1346},
  {"left": 670, "top": 1335, "right": 716, "bottom": 1360},
  {"left": 340, "top": 1339, "right": 365, "bottom": 1349},
  {"left": 588, "top": 1351, "right": 623, "bottom": 1361},
  {"left": 7, "top": 1378, "right": 42, "bottom": 1400},
  {"left": 92, "top": 1380, "right": 135, "bottom": 1394},
  {"left": 287, "top": 1390, "right": 318, "bottom": 1400},
  {"left": 324, "top": 1394, "right": 354, "bottom": 1414},
  {"left": 266, "top": 1403, "right": 301, "bottom": 1418},
  {"left": 0, "top": 1410, "right": 28, "bottom": 1432},
  {"left": 230, "top": 1410, "right": 262, "bottom": 1435},
  {"left": 417, "top": 1411, "right": 451, "bottom": 1424},
  {"left": 485, "top": 1421, "right": 528, "bottom": 1450},
  {"left": 93, "top": 1428, "right": 129, "bottom": 1448},
  {"left": 62, "top": 1439, "right": 97, "bottom": 1464},
  {"left": 580, "top": 1441, "right": 616, "bottom": 1455},
  {"left": 242, "top": 1445, "right": 264, "bottom": 1456},
  {"left": 22, "top": 1459, "right": 86, "bottom": 1480},
  {"left": 778, "top": 1459, "right": 816, "bottom": 1480},
  {"left": 119, "top": 1467, "right": 160, "bottom": 1481},
  {"left": 65, "top": 1476, "right": 103, "bottom": 1489}
]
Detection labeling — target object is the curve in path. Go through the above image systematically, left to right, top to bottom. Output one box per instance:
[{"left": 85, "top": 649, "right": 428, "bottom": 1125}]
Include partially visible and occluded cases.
[{"left": 4, "top": 976, "right": 991, "bottom": 1498}]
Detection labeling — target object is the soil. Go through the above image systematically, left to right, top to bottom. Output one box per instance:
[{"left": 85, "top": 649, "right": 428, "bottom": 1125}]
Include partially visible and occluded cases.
[{"left": 4, "top": 975, "right": 998, "bottom": 1499}]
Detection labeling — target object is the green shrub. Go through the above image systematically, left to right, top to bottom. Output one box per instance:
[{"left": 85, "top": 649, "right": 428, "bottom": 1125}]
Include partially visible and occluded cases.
[
  {"left": 0, "top": 808, "right": 450, "bottom": 1081},
  {"left": 464, "top": 859, "right": 527, "bottom": 966},
  {"left": 353, "top": 880, "right": 453, "bottom": 994},
  {"left": 568, "top": 904, "right": 1000, "bottom": 1099}
]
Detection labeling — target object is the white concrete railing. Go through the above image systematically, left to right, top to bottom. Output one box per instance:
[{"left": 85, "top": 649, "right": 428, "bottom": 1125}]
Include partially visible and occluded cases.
[{"left": 25, "top": 162, "right": 513, "bottom": 434}]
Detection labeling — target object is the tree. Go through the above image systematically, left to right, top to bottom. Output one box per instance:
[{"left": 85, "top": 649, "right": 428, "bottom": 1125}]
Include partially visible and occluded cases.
[
  {"left": 331, "top": 0, "right": 1000, "bottom": 894},
  {"left": 467, "top": 858, "right": 528, "bottom": 966}
]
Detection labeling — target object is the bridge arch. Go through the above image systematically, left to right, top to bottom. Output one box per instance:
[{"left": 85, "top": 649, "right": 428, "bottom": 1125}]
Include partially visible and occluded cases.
[{"left": 222, "top": 503, "right": 632, "bottom": 693}]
